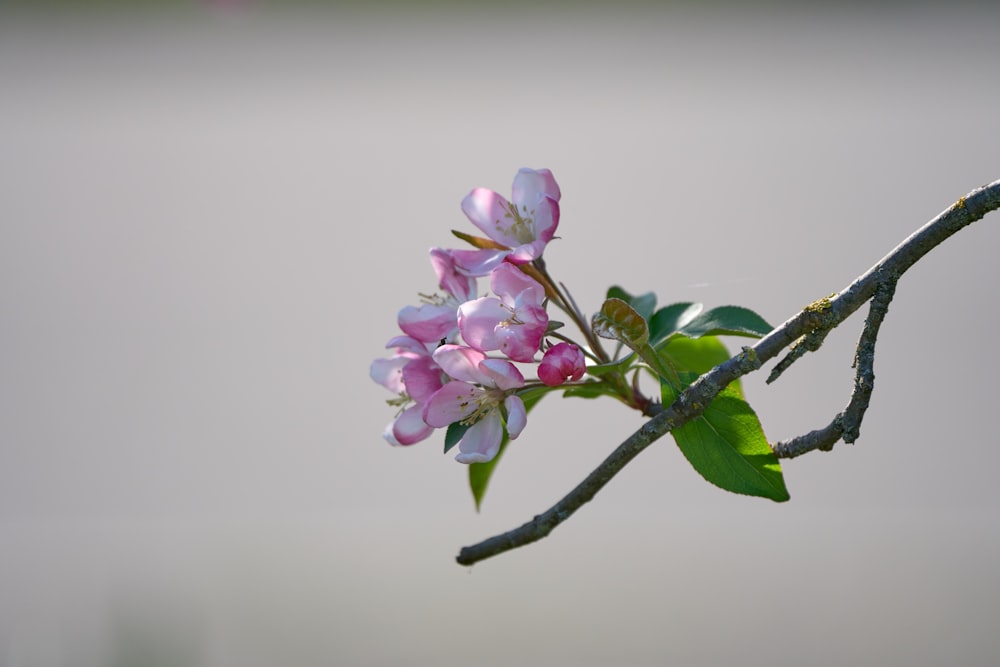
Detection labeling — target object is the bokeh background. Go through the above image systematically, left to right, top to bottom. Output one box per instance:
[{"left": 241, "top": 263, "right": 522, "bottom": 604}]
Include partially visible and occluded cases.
[{"left": 2, "top": 2, "right": 1000, "bottom": 665}]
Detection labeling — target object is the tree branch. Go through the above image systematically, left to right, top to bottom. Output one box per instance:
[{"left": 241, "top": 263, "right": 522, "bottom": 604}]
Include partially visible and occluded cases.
[
  {"left": 456, "top": 179, "right": 1000, "bottom": 567},
  {"left": 772, "top": 278, "right": 897, "bottom": 457}
]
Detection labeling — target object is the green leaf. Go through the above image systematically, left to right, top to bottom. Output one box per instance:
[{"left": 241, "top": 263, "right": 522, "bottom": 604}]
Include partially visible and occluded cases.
[
  {"left": 606, "top": 285, "right": 631, "bottom": 301},
  {"left": 606, "top": 286, "right": 656, "bottom": 321},
  {"left": 592, "top": 298, "right": 649, "bottom": 348},
  {"left": 649, "top": 302, "right": 703, "bottom": 346},
  {"left": 675, "top": 305, "right": 773, "bottom": 339},
  {"left": 658, "top": 335, "right": 743, "bottom": 398},
  {"left": 586, "top": 352, "right": 637, "bottom": 376},
  {"left": 561, "top": 381, "right": 609, "bottom": 399},
  {"left": 663, "top": 382, "right": 789, "bottom": 502},
  {"left": 517, "top": 386, "right": 552, "bottom": 412},
  {"left": 444, "top": 421, "right": 470, "bottom": 454},
  {"left": 469, "top": 436, "right": 507, "bottom": 511}
]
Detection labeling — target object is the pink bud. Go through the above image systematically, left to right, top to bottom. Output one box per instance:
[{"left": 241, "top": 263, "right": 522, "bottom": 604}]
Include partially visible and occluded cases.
[{"left": 538, "top": 343, "right": 586, "bottom": 387}]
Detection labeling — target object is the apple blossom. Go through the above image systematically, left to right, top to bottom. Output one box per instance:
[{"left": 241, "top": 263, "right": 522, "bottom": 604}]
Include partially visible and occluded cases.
[
  {"left": 451, "top": 168, "right": 561, "bottom": 276},
  {"left": 458, "top": 263, "right": 548, "bottom": 363},
  {"left": 370, "top": 336, "right": 445, "bottom": 446},
  {"left": 422, "top": 345, "right": 527, "bottom": 464}
]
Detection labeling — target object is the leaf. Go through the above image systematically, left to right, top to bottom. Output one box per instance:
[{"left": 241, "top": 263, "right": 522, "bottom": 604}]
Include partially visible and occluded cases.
[
  {"left": 450, "top": 229, "right": 508, "bottom": 250},
  {"left": 606, "top": 286, "right": 657, "bottom": 321},
  {"left": 592, "top": 298, "right": 649, "bottom": 348},
  {"left": 649, "top": 302, "right": 703, "bottom": 346},
  {"left": 675, "top": 305, "right": 773, "bottom": 339},
  {"left": 545, "top": 320, "right": 565, "bottom": 333},
  {"left": 658, "top": 335, "right": 744, "bottom": 398},
  {"left": 586, "top": 352, "right": 636, "bottom": 376},
  {"left": 561, "top": 381, "right": 608, "bottom": 399},
  {"left": 663, "top": 382, "right": 789, "bottom": 502},
  {"left": 444, "top": 421, "right": 470, "bottom": 454},
  {"left": 469, "top": 436, "right": 507, "bottom": 511}
]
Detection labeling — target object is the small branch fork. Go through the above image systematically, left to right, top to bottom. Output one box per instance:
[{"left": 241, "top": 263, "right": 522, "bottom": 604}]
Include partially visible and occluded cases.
[{"left": 457, "top": 179, "right": 1000, "bottom": 567}]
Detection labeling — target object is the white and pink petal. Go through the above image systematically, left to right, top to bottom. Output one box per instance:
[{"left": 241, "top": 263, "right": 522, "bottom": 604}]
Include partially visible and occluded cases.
[
  {"left": 511, "top": 168, "right": 561, "bottom": 207},
  {"left": 461, "top": 188, "right": 515, "bottom": 245},
  {"left": 491, "top": 263, "right": 544, "bottom": 306},
  {"left": 457, "top": 297, "right": 508, "bottom": 353},
  {"left": 397, "top": 303, "right": 458, "bottom": 343},
  {"left": 432, "top": 344, "right": 488, "bottom": 384},
  {"left": 401, "top": 355, "right": 444, "bottom": 404},
  {"left": 369, "top": 356, "right": 410, "bottom": 394},
  {"left": 478, "top": 358, "right": 525, "bottom": 391},
  {"left": 504, "top": 394, "right": 527, "bottom": 439},
  {"left": 385, "top": 405, "right": 434, "bottom": 447},
  {"left": 454, "top": 413, "right": 504, "bottom": 464}
]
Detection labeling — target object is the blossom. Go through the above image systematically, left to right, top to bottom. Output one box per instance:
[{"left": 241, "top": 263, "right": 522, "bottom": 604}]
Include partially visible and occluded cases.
[
  {"left": 451, "top": 168, "right": 561, "bottom": 276},
  {"left": 396, "top": 249, "right": 478, "bottom": 344},
  {"left": 457, "top": 263, "right": 548, "bottom": 363},
  {"left": 370, "top": 336, "right": 445, "bottom": 446},
  {"left": 538, "top": 342, "right": 587, "bottom": 387},
  {"left": 422, "top": 345, "right": 526, "bottom": 464}
]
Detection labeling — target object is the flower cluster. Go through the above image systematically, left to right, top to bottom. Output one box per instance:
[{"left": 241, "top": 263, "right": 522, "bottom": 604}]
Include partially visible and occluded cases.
[{"left": 371, "top": 168, "right": 586, "bottom": 464}]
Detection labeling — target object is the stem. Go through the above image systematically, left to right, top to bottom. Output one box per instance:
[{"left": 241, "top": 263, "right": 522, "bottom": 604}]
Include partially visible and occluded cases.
[
  {"left": 529, "top": 259, "right": 650, "bottom": 409},
  {"left": 530, "top": 259, "right": 611, "bottom": 364}
]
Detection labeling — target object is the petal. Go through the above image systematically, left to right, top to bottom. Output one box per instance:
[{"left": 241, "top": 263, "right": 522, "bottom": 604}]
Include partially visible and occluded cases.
[
  {"left": 511, "top": 168, "right": 561, "bottom": 206},
  {"left": 462, "top": 187, "right": 538, "bottom": 249},
  {"left": 461, "top": 188, "right": 518, "bottom": 245},
  {"left": 531, "top": 195, "right": 560, "bottom": 243},
  {"left": 506, "top": 239, "right": 548, "bottom": 264},
  {"left": 450, "top": 248, "right": 511, "bottom": 277},
  {"left": 490, "top": 262, "right": 544, "bottom": 306},
  {"left": 457, "top": 297, "right": 508, "bottom": 353},
  {"left": 397, "top": 303, "right": 458, "bottom": 343},
  {"left": 494, "top": 303, "right": 547, "bottom": 363},
  {"left": 495, "top": 327, "right": 545, "bottom": 362},
  {"left": 384, "top": 335, "right": 431, "bottom": 356},
  {"left": 432, "top": 344, "right": 487, "bottom": 383},
  {"left": 400, "top": 355, "right": 444, "bottom": 404},
  {"left": 370, "top": 356, "right": 409, "bottom": 394},
  {"left": 478, "top": 358, "right": 525, "bottom": 391},
  {"left": 536, "top": 359, "right": 565, "bottom": 387},
  {"left": 422, "top": 381, "right": 480, "bottom": 428},
  {"left": 504, "top": 394, "right": 527, "bottom": 439},
  {"left": 390, "top": 405, "right": 434, "bottom": 446},
  {"left": 454, "top": 412, "right": 504, "bottom": 464},
  {"left": 382, "top": 421, "right": 402, "bottom": 446}
]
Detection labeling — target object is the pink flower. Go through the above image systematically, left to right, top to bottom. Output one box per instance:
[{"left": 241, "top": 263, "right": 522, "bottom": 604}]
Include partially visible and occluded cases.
[
  {"left": 451, "top": 168, "right": 561, "bottom": 276},
  {"left": 396, "top": 249, "right": 479, "bottom": 344},
  {"left": 458, "top": 263, "right": 548, "bottom": 363},
  {"left": 370, "top": 336, "right": 445, "bottom": 446},
  {"left": 538, "top": 342, "right": 587, "bottom": 387},
  {"left": 422, "top": 345, "right": 527, "bottom": 464}
]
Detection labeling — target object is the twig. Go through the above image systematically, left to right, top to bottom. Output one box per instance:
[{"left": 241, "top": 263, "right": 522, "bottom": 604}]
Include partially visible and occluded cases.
[
  {"left": 457, "top": 179, "right": 1000, "bottom": 566},
  {"left": 772, "top": 278, "right": 897, "bottom": 458}
]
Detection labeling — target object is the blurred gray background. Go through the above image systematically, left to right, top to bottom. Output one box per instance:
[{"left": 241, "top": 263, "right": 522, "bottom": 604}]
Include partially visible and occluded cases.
[{"left": 2, "top": 2, "right": 999, "bottom": 665}]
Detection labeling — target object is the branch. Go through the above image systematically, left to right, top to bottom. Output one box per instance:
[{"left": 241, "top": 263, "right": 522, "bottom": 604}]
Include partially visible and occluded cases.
[
  {"left": 456, "top": 179, "right": 1000, "bottom": 566},
  {"left": 772, "top": 278, "right": 897, "bottom": 457}
]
